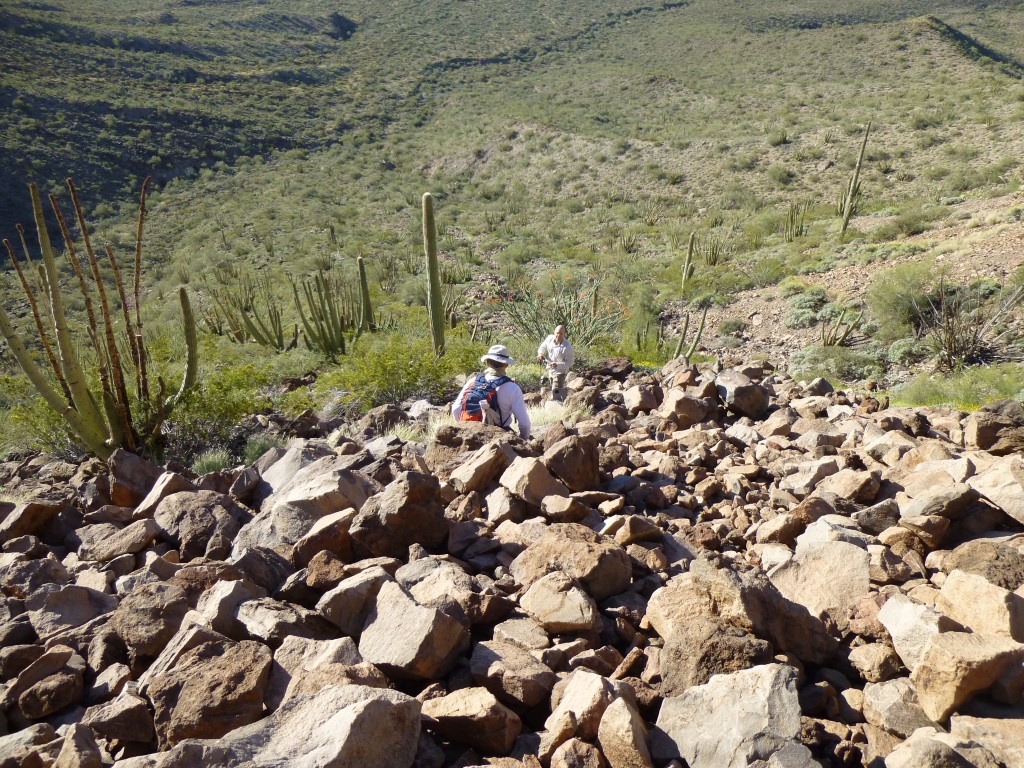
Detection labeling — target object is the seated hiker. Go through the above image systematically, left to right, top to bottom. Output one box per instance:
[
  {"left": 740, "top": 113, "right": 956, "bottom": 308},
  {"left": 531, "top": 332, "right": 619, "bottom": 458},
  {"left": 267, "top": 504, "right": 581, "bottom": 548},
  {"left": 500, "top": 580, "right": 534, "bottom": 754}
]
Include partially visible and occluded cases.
[
  {"left": 536, "top": 324, "right": 574, "bottom": 402},
  {"left": 452, "top": 344, "right": 531, "bottom": 439}
]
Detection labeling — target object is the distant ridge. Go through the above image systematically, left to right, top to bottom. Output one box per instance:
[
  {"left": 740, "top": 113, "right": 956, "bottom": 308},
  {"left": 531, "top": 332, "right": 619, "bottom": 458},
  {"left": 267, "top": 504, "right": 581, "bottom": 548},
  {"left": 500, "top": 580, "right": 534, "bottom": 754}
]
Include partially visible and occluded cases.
[{"left": 922, "top": 15, "right": 1024, "bottom": 78}]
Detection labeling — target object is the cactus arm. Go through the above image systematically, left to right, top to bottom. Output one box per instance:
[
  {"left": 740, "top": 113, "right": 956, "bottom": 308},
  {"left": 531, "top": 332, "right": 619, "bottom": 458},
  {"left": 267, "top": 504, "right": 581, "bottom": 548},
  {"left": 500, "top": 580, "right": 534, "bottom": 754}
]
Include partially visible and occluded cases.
[
  {"left": 841, "top": 122, "right": 872, "bottom": 236},
  {"left": 29, "top": 183, "right": 110, "bottom": 450},
  {"left": 423, "top": 193, "right": 445, "bottom": 356},
  {"left": 5, "top": 236, "right": 71, "bottom": 401},
  {"left": 357, "top": 256, "right": 375, "bottom": 332},
  {"left": 164, "top": 287, "right": 198, "bottom": 412},
  {"left": 0, "top": 302, "right": 111, "bottom": 458},
  {"left": 684, "top": 305, "right": 709, "bottom": 359}
]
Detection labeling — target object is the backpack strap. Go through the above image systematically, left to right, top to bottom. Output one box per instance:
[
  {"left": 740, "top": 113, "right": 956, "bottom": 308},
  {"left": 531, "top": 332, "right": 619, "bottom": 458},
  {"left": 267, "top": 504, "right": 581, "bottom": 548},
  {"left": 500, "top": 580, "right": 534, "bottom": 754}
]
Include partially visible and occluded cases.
[{"left": 488, "top": 375, "right": 512, "bottom": 426}]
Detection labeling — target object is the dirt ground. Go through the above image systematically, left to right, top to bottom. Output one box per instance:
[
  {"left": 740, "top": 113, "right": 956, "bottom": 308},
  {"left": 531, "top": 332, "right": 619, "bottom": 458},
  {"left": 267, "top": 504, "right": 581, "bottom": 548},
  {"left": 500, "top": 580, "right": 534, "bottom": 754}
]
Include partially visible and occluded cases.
[{"left": 682, "top": 191, "right": 1024, "bottom": 373}]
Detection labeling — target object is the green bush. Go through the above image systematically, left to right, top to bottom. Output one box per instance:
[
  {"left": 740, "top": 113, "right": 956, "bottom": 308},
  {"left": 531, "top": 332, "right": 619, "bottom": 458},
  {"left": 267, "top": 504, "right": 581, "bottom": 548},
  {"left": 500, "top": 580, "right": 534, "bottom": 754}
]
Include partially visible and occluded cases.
[
  {"left": 866, "top": 261, "right": 933, "bottom": 341},
  {"left": 315, "top": 331, "right": 479, "bottom": 413},
  {"left": 887, "top": 337, "right": 931, "bottom": 366},
  {"left": 788, "top": 344, "right": 884, "bottom": 382},
  {"left": 893, "top": 364, "right": 1024, "bottom": 410},
  {"left": 242, "top": 433, "right": 289, "bottom": 464},
  {"left": 192, "top": 448, "right": 233, "bottom": 475}
]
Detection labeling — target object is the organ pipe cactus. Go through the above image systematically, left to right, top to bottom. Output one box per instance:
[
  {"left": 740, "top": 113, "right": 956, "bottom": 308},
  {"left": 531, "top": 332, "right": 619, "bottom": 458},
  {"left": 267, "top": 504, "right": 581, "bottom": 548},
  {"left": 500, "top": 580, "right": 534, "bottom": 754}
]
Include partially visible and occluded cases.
[
  {"left": 840, "top": 121, "right": 872, "bottom": 237},
  {"left": 0, "top": 178, "right": 198, "bottom": 460},
  {"left": 423, "top": 193, "right": 445, "bottom": 356},
  {"left": 681, "top": 231, "right": 695, "bottom": 291},
  {"left": 357, "top": 256, "right": 375, "bottom": 332},
  {"left": 292, "top": 270, "right": 350, "bottom": 360},
  {"left": 672, "top": 303, "right": 709, "bottom": 361}
]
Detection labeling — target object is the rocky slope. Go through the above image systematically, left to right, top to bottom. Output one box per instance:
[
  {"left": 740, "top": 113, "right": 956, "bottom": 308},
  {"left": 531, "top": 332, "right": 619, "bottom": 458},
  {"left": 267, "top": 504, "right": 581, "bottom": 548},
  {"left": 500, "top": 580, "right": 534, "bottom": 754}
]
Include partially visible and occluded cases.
[{"left": 1, "top": 357, "right": 1024, "bottom": 768}]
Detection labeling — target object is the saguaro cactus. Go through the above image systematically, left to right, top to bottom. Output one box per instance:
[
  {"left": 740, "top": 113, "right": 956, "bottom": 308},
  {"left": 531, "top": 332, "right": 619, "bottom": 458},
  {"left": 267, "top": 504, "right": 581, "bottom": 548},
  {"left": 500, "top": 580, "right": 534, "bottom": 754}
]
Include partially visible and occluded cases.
[
  {"left": 0, "top": 178, "right": 198, "bottom": 460},
  {"left": 423, "top": 193, "right": 445, "bottom": 356}
]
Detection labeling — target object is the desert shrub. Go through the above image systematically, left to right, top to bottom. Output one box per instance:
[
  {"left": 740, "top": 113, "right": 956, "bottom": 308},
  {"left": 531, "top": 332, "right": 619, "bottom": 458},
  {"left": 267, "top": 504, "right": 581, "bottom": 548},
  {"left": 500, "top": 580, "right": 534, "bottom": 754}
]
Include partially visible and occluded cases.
[
  {"left": 766, "top": 164, "right": 795, "bottom": 186},
  {"left": 866, "top": 261, "right": 933, "bottom": 341},
  {"left": 778, "top": 277, "right": 808, "bottom": 298},
  {"left": 784, "top": 287, "right": 829, "bottom": 328},
  {"left": 719, "top": 317, "right": 747, "bottom": 335},
  {"left": 315, "top": 332, "right": 479, "bottom": 412},
  {"left": 887, "top": 337, "right": 931, "bottom": 366},
  {"left": 788, "top": 344, "right": 884, "bottom": 382},
  {"left": 165, "top": 363, "right": 273, "bottom": 464},
  {"left": 893, "top": 364, "right": 1024, "bottom": 410},
  {"left": 0, "top": 376, "right": 83, "bottom": 461},
  {"left": 242, "top": 432, "right": 288, "bottom": 465},
  {"left": 192, "top": 448, "right": 233, "bottom": 475}
]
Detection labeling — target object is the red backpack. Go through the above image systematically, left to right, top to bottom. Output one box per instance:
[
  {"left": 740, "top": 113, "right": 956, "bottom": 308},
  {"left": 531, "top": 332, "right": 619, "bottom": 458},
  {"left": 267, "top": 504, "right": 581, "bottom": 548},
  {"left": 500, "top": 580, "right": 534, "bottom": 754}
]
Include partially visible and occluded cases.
[{"left": 459, "top": 373, "right": 511, "bottom": 423}]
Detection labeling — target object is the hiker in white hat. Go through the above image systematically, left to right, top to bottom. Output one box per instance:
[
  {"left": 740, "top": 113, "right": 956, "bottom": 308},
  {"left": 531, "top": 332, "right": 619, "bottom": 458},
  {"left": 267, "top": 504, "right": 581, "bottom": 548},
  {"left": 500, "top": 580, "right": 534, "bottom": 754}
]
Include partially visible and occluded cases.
[
  {"left": 536, "top": 324, "right": 574, "bottom": 402},
  {"left": 451, "top": 344, "right": 531, "bottom": 439}
]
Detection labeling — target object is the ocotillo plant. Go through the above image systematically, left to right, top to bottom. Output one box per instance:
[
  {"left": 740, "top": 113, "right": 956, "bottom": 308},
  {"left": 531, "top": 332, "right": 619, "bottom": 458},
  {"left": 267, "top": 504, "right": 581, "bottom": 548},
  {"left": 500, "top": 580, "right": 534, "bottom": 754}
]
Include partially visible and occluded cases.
[
  {"left": 840, "top": 121, "right": 872, "bottom": 237},
  {"left": 0, "top": 178, "right": 198, "bottom": 460},
  {"left": 423, "top": 193, "right": 445, "bottom": 356},
  {"left": 357, "top": 256, "right": 375, "bottom": 332},
  {"left": 672, "top": 304, "right": 709, "bottom": 361}
]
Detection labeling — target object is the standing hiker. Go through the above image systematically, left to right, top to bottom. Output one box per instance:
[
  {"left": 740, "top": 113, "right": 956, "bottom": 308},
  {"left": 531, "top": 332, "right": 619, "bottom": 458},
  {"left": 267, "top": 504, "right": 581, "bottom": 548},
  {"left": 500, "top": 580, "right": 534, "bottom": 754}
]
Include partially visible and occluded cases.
[
  {"left": 536, "top": 324, "right": 574, "bottom": 402},
  {"left": 452, "top": 344, "right": 531, "bottom": 439}
]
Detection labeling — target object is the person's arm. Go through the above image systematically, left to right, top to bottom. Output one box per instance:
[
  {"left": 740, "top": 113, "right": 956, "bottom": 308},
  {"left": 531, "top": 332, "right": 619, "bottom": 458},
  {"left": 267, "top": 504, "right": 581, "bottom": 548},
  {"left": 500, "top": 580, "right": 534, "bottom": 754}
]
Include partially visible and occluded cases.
[
  {"left": 536, "top": 337, "right": 549, "bottom": 360},
  {"left": 563, "top": 341, "right": 575, "bottom": 368},
  {"left": 451, "top": 379, "right": 472, "bottom": 420},
  {"left": 498, "top": 382, "right": 531, "bottom": 439}
]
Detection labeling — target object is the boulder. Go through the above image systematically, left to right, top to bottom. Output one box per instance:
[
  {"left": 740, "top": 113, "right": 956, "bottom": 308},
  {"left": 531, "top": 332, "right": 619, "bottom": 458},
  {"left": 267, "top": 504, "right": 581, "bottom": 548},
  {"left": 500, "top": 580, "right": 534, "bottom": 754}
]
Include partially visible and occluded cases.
[
  {"left": 715, "top": 370, "right": 769, "bottom": 420},
  {"left": 964, "top": 399, "right": 1024, "bottom": 455},
  {"left": 543, "top": 435, "right": 601, "bottom": 493},
  {"left": 449, "top": 441, "right": 518, "bottom": 494},
  {"left": 967, "top": 455, "right": 1024, "bottom": 525},
  {"left": 237, "top": 456, "right": 378, "bottom": 560},
  {"left": 500, "top": 456, "right": 571, "bottom": 506},
  {"left": 349, "top": 472, "right": 448, "bottom": 559},
  {"left": 154, "top": 490, "right": 248, "bottom": 562},
  {"left": 79, "top": 518, "right": 159, "bottom": 562},
  {"left": 510, "top": 523, "right": 631, "bottom": 601},
  {"left": 942, "top": 539, "right": 1024, "bottom": 591},
  {"left": 768, "top": 541, "right": 870, "bottom": 632},
  {"left": 316, "top": 565, "right": 393, "bottom": 637},
  {"left": 935, "top": 569, "right": 1024, "bottom": 640},
  {"left": 520, "top": 572, "right": 599, "bottom": 633},
  {"left": 358, "top": 581, "right": 469, "bottom": 680},
  {"left": 111, "top": 583, "right": 190, "bottom": 669},
  {"left": 26, "top": 584, "right": 117, "bottom": 639},
  {"left": 660, "top": 617, "right": 774, "bottom": 695},
  {"left": 910, "top": 631, "right": 1024, "bottom": 721},
  {"left": 265, "top": 634, "right": 378, "bottom": 712},
  {"left": 147, "top": 638, "right": 272, "bottom": 747},
  {"left": 470, "top": 640, "right": 558, "bottom": 708},
  {"left": 652, "top": 663, "right": 812, "bottom": 768},
  {"left": 544, "top": 670, "right": 635, "bottom": 747},
  {"left": 161, "top": 684, "right": 421, "bottom": 768},
  {"left": 421, "top": 686, "right": 521, "bottom": 755},
  {"left": 82, "top": 690, "right": 155, "bottom": 743},
  {"left": 597, "top": 697, "right": 653, "bottom": 768}
]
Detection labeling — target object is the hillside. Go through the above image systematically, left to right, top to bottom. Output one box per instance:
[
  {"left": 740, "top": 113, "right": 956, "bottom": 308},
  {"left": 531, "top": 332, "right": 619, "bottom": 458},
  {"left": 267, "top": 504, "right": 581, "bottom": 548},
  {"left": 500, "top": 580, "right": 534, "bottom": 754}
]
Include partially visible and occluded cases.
[{"left": 3, "top": 0, "right": 1024, "bottom": 463}]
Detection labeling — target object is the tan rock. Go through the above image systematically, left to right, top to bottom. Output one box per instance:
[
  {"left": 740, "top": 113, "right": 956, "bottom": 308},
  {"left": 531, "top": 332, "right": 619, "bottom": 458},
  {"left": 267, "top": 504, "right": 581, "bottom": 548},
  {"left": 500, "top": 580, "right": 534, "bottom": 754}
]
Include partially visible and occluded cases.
[
  {"left": 450, "top": 441, "right": 518, "bottom": 494},
  {"left": 501, "top": 456, "right": 571, "bottom": 506},
  {"left": 510, "top": 523, "right": 631, "bottom": 601},
  {"left": 936, "top": 569, "right": 1024, "bottom": 640},
  {"left": 520, "top": 571, "right": 599, "bottom": 633},
  {"left": 910, "top": 631, "right": 1024, "bottom": 721},
  {"left": 421, "top": 686, "right": 521, "bottom": 755},
  {"left": 597, "top": 697, "right": 653, "bottom": 768}
]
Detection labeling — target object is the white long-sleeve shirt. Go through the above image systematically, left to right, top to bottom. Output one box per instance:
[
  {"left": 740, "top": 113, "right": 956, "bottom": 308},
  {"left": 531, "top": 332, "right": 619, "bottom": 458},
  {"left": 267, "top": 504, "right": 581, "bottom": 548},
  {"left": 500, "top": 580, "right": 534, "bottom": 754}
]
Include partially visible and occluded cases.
[
  {"left": 537, "top": 335, "right": 575, "bottom": 374},
  {"left": 451, "top": 372, "right": 531, "bottom": 439}
]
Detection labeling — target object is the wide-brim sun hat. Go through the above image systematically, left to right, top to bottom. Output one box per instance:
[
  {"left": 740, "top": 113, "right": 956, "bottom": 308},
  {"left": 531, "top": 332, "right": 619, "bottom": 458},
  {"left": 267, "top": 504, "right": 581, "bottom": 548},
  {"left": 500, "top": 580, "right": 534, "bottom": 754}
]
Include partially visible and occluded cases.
[{"left": 481, "top": 344, "right": 515, "bottom": 367}]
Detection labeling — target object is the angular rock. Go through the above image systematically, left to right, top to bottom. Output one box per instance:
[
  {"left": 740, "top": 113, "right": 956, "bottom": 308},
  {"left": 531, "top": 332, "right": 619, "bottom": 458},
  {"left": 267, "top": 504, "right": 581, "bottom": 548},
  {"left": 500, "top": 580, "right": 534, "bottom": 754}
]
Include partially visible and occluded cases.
[
  {"left": 715, "top": 370, "right": 769, "bottom": 420},
  {"left": 964, "top": 399, "right": 1024, "bottom": 455},
  {"left": 543, "top": 435, "right": 601, "bottom": 493},
  {"left": 450, "top": 441, "right": 518, "bottom": 494},
  {"left": 967, "top": 455, "right": 1024, "bottom": 525},
  {"left": 501, "top": 456, "right": 571, "bottom": 506},
  {"left": 349, "top": 471, "right": 448, "bottom": 559},
  {"left": 154, "top": 490, "right": 248, "bottom": 562},
  {"left": 510, "top": 523, "right": 631, "bottom": 601},
  {"left": 942, "top": 539, "right": 1024, "bottom": 591},
  {"left": 768, "top": 541, "right": 870, "bottom": 632},
  {"left": 316, "top": 565, "right": 393, "bottom": 637},
  {"left": 935, "top": 569, "right": 1024, "bottom": 640},
  {"left": 520, "top": 571, "right": 599, "bottom": 633},
  {"left": 358, "top": 581, "right": 469, "bottom": 680},
  {"left": 111, "top": 583, "right": 189, "bottom": 669},
  {"left": 26, "top": 585, "right": 117, "bottom": 640},
  {"left": 234, "top": 597, "right": 334, "bottom": 646},
  {"left": 660, "top": 617, "right": 774, "bottom": 695},
  {"left": 910, "top": 631, "right": 1024, "bottom": 721},
  {"left": 265, "top": 634, "right": 377, "bottom": 712},
  {"left": 147, "top": 638, "right": 272, "bottom": 747},
  {"left": 470, "top": 640, "right": 558, "bottom": 708},
  {"left": 653, "top": 663, "right": 811, "bottom": 768},
  {"left": 545, "top": 670, "right": 634, "bottom": 746},
  {"left": 862, "top": 677, "right": 939, "bottom": 739},
  {"left": 421, "top": 686, "right": 521, "bottom": 755},
  {"left": 82, "top": 690, "right": 155, "bottom": 743},
  {"left": 597, "top": 697, "right": 653, "bottom": 768},
  {"left": 53, "top": 723, "right": 103, "bottom": 768}
]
